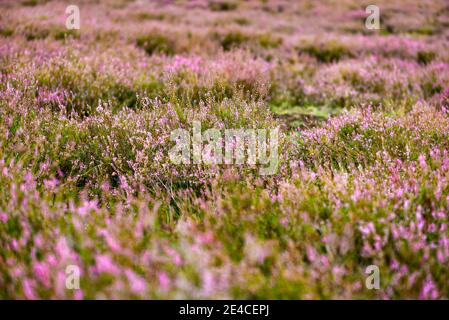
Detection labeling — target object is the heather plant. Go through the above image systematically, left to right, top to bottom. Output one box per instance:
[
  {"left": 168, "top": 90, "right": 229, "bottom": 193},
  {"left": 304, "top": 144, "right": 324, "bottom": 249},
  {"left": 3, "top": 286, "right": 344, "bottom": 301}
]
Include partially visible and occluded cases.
[
  {"left": 1, "top": 0, "right": 449, "bottom": 300},
  {"left": 209, "top": 1, "right": 238, "bottom": 12},
  {"left": 216, "top": 30, "right": 251, "bottom": 51},
  {"left": 136, "top": 32, "right": 177, "bottom": 56},
  {"left": 297, "top": 38, "right": 353, "bottom": 63}
]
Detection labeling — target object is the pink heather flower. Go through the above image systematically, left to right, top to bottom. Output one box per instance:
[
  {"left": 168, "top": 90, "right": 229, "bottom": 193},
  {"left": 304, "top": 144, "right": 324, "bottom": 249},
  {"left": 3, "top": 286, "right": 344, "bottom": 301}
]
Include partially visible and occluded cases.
[
  {"left": 166, "top": 55, "right": 202, "bottom": 74},
  {"left": 418, "top": 154, "right": 427, "bottom": 170},
  {"left": 40, "top": 162, "right": 49, "bottom": 172},
  {"left": 2, "top": 166, "right": 9, "bottom": 177},
  {"left": 22, "top": 172, "right": 36, "bottom": 191},
  {"left": 119, "top": 175, "right": 130, "bottom": 191},
  {"left": 43, "top": 177, "right": 58, "bottom": 191},
  {"left": 101, "top": 181, "right": 110, "bottom": 192},
  {"left": 351, "top": 188, "right": 362, "bottom": 202},
  {"left": 395, "top": 188, "right": 404, "bottom": 198},
  {"left": 270, "top": 194, "right": 283, "bottom": 202},
  {"left": 404, "top": 199, "right": 410, "bottom": 211},
  {"left": 77, "top": 200, "right": 98, "bottom": 217},
  {"left": 0, "top": 212, "right": 8, "bottom": 223},
  {"left": 280, "top": 217, "right": 289, "bottom": 226},
  {"left": 359, "top": 222, "right": 375, "bottom": 236},
  {"left": 428, "top": 224, "right": 437, "bottom": 233},
  {"left": 97, "top": 229, "right": 121, "bottom": 252},
  {"left": 197, "top": 232, "right": 214, "bottom": 244},
  {"left": 34, "top": 234, "right": 43, "bottom": 247},
  {"left": 105, "top": 234, "right": 121, "bottom": 252},
  {"left": 373, "top": 235, "right": 382, "bottom": 251},
  {"left": 55, "top": 237, "right": 73, "bottom": 261},
  {"left": 11, "top": 239, "right": 19, "bottom": 250},
  {"left": 362, "top": 243, "right": 373, "bottom": 256},
  {"left": 306, "top": 246, "right": 317, "bottom": 263},
  {"left": 166, "top": 248, "right": 182, "bottom": 266},
  {"left": 437, "top": 250, "right": 445, "bottom": 263},
  {"left": 46, "top": 254, "right": 57, "bottom": 266},
  {"left": 95, "top": 254, "right": 120, "bottom": 275},
  {"left": 173, "top": 254, "right": 182, "bottom": 266},
  {"left": 390, "top": 259, "right": 399, "bottom": 270},
  {"left": 33, "top": 262, "right": 50, "bottom": 288},
  {"left": 12, "top": 266, "right": 24, "bottom": 278},
  {"left": 332, "top": 266, "right": 345, "bottom": 277},
  {"left": 125, "top": 269, "right": 147, "bottom": 294},
  {"left": 55, "top": 270, "right": 68, "bottom": 297},
  {"left": 157, "top": 271, "right": 170, "bottom": 291},
  {"left": 202, "top": 271, "right": 215, "bottom": 295},
  {"left": 408, "top": 272, "right": 419, "bottom": 287},
  {"left": 420, "top": 277, "right": 439, "bottom": 299},
  {"left": 22, "top": 279, "right": 36, "bottom": 300},
  {"left": 352, "top": 281, "right": 362, "bottom": 291},
  {"left": 74, "top": 290, "right": 84, "bottom": 300}
]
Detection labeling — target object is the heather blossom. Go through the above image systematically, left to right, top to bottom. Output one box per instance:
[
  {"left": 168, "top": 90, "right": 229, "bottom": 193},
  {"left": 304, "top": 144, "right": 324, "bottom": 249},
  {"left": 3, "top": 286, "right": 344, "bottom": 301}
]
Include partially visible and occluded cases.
[{"left": 1, "top": 0, "right": 449, "bottom": 300}]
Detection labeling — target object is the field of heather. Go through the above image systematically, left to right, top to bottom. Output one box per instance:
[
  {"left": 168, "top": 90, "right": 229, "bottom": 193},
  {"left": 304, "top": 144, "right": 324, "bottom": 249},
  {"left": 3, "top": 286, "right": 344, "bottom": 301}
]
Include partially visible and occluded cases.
[{"left": 1, "top": 0, "right": 449, "bottom": 300}]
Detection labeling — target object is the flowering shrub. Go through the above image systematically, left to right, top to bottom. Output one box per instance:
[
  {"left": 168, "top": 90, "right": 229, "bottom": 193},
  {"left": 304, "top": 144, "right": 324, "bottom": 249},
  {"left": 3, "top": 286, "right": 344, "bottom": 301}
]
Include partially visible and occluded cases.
[{"left": 1, "top": 0, "right": 449, "bottom": 299}]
